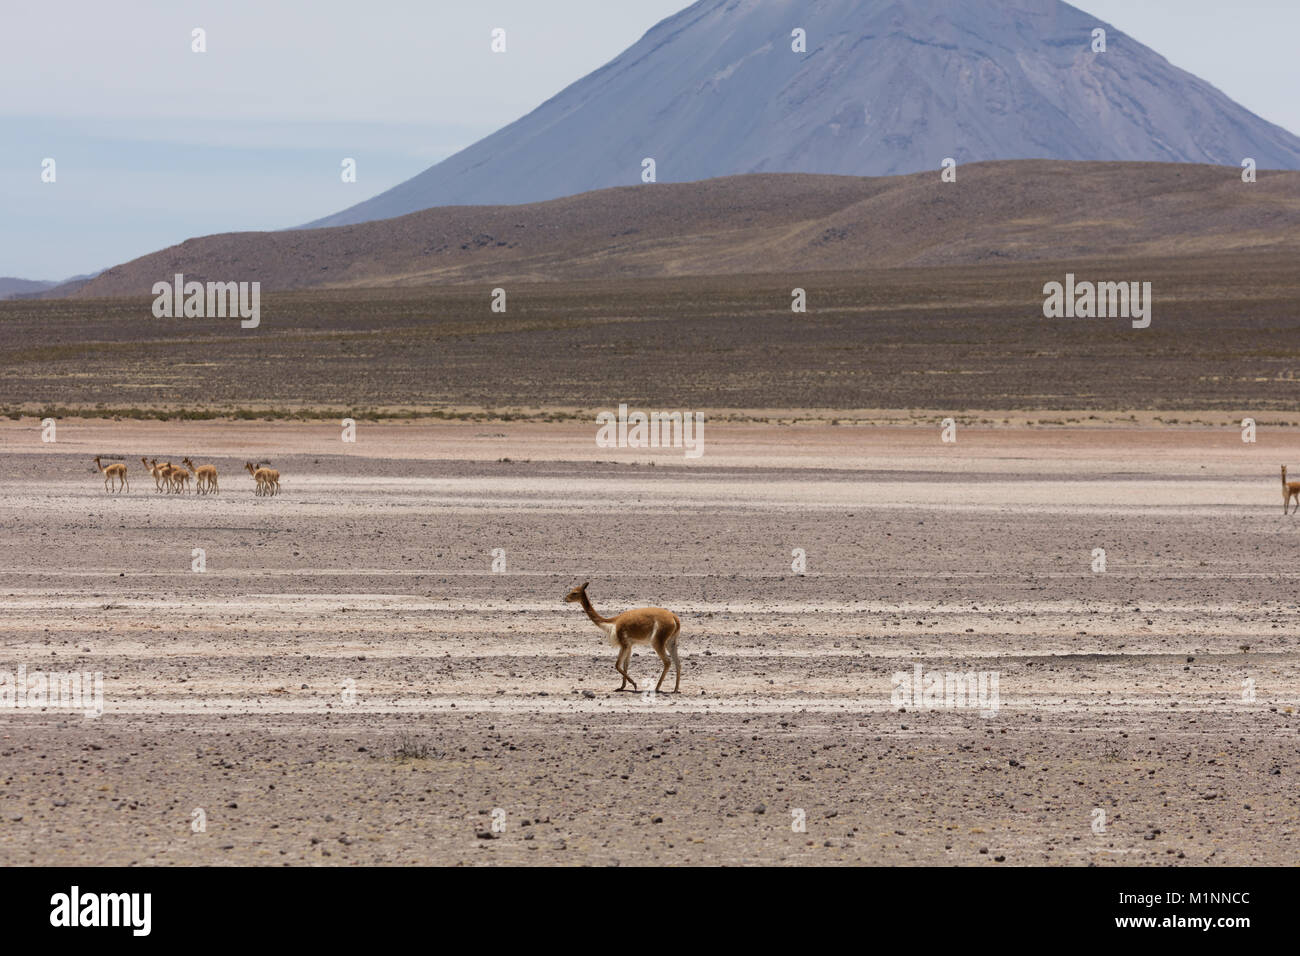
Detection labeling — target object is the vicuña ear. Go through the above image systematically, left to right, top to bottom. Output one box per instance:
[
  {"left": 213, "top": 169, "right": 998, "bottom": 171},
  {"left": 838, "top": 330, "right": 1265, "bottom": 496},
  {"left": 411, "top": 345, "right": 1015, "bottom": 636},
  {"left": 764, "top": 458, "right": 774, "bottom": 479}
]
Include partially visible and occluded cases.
[{"left": 581, "top": 581, "right": 590, "bottom": 590}]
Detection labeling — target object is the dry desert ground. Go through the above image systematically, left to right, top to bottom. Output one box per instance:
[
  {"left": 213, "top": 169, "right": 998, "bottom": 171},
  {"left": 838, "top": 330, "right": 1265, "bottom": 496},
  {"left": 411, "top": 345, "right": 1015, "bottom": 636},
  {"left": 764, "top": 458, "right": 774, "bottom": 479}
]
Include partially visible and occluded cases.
[{"left": 0, "top": 419, "right": 1297, "bottom": 865}]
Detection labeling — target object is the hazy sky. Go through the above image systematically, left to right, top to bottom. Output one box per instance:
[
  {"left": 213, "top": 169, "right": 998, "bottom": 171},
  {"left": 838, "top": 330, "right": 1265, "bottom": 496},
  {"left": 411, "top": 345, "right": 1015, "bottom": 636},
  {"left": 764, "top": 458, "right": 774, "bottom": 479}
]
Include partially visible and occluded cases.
[{"left": 2, "top": 0, "right": 1297, "bottom": 279}]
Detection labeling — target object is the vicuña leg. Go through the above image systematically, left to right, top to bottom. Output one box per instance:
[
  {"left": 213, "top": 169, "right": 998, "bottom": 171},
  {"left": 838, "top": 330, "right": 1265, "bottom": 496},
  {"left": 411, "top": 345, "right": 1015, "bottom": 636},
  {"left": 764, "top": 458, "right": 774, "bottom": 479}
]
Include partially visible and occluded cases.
[
  {"left": 653, "top": 634, "right": 672, "bottom": 693},
  {"left": 667, "top": 636, "right": 681, "bottom": 693},
  {"left": 615, "top": 642, "right": 637, "bottom": 691},
  {"left": 614, "top": 643, "right": 628, "bottom": 690}
]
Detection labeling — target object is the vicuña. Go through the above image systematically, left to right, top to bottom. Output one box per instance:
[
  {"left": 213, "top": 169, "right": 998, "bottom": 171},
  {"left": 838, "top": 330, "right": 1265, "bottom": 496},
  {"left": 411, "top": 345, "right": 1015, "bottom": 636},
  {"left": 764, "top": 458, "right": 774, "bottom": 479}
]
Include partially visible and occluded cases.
[
  {"left": 1283, "top": 465, "right": 1300, "bottom": 515},
  {"left": 564, "top": 581, "right": 682, "bottom": 693}
]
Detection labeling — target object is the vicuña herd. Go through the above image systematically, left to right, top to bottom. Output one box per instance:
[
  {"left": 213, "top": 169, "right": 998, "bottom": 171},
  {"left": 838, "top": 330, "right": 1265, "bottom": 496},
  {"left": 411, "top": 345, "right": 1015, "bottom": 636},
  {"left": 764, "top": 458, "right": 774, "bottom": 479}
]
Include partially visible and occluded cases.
[
  {"left": 89, "top": 457, "right": 279, "bottom": 496},
  {"left": 90, "top": 461, "right": 1300, "bottom": 516}
]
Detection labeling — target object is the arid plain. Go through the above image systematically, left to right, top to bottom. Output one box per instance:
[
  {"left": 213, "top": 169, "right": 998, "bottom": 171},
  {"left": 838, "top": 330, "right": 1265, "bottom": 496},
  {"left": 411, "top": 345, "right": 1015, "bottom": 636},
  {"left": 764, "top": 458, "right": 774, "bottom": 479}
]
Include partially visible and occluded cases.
[
  {"left": 2, "top": 242, "right": 1300, "bottom": 865},
  {"left": 1, "top": 418, "right": 1298, "bottom": 865}
]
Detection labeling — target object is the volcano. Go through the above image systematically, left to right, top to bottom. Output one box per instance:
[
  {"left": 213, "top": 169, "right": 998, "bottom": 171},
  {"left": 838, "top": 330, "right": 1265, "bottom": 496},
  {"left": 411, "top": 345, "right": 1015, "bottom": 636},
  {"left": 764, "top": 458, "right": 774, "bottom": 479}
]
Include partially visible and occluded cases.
[{"left": 306, "top": 0, "right": 1300, "bottom": 228}]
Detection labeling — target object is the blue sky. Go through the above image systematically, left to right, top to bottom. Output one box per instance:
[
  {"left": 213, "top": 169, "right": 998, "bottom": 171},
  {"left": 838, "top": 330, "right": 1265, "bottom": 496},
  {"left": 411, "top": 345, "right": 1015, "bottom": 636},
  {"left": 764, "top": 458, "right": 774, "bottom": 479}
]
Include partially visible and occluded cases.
[{"left": 2, "top": 0, "right": 1298, "bottom": 280}]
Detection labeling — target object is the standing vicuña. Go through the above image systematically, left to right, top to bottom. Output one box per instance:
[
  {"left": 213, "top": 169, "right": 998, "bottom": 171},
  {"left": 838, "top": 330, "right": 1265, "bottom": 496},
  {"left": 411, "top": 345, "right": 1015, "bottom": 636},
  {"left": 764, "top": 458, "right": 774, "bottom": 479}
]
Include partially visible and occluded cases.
[
  {"left": 93, "top": 456, "right": 128, "bottom": 493},
  {"left": 183, "top": 457, "right": 219, "bottom": 495},
  {"left": 143, "top": 458, "right": 168, "bottom": 493},
  {"left": 162, "top": 461, "right": 186, "bottom": 493},
  {"left": 245, "top": 461, "right": 279, "bottom": 496},
  {"left": 1284, "top": 466, "right": 1300, "bottom": 515},
  {"left": 564, "top": 581, "right": 681, "bottom": 692}
]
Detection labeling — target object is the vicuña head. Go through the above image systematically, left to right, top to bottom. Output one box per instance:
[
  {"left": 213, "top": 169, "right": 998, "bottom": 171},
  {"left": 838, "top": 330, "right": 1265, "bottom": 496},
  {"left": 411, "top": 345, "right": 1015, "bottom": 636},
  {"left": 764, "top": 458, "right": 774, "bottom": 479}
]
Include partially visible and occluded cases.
[{"left": 563, "top": 581, "right": 590, "bottom": 603}]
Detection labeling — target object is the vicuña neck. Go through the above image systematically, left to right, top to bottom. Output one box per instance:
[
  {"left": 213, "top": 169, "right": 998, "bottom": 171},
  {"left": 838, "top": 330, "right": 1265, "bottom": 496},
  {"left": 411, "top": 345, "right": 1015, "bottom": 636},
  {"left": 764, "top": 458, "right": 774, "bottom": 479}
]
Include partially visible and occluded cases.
[{"left": 579, "top": 592, "right": 607, "bottom": 625}]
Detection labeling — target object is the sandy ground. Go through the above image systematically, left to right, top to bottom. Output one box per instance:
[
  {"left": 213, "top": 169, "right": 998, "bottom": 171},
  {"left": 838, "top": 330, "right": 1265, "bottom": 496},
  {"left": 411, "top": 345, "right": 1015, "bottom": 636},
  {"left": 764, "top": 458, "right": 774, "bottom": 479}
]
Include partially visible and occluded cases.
[{"left": 0, "top": 420, "right": 1298, "bottom": 865}]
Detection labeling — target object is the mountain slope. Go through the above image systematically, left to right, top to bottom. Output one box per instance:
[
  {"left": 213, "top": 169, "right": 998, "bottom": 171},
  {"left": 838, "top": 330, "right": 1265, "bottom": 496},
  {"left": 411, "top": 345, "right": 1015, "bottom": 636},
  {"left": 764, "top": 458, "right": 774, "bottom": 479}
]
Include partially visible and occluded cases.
[
  {"left": 306, "top": 0, "right": 1300, "bottom": 228},
  {"left": 71, "top": 161, "right": 1300, "bottom": 296},
  {"left": 0, "top": 278, "right": 57, "bottom": 300}
]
